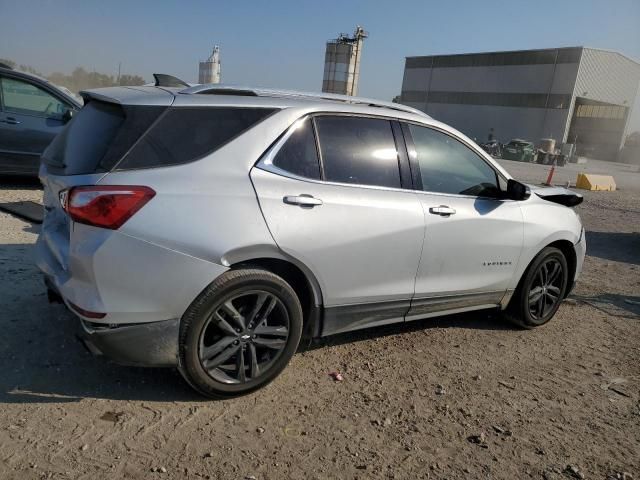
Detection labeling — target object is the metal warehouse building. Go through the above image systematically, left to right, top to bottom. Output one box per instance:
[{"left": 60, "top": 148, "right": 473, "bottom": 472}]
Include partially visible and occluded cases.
[{"left": 400, "top": 47, "right": 640, "bottom": 161}]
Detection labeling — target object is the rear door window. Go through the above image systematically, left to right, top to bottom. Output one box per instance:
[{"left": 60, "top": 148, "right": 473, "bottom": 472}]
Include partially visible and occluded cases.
[
  {"left": 116, "top": 107, "right": 277, "bottom": 170},
  {"left": 315, "top": 116, "right": 401, "bottom": 189},
  {"left": 271, "top": 118, "right": 320, "bottom": 179}
]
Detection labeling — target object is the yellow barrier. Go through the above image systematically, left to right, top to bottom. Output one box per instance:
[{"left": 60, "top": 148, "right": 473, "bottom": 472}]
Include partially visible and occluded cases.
[{"left": 575, "top": 173, "right": 616, "bottom": 191}]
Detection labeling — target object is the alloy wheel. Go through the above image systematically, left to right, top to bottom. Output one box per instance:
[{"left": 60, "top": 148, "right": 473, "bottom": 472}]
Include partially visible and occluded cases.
[
  {"left": 527, "top": 258, "right": 564, "bottom": 320},
  {"left": 198, "top": 290, "right": 290, "bottom": 384}
]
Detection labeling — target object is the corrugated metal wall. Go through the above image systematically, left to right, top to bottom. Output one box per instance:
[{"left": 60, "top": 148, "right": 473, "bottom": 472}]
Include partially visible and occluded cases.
[
  {"left": 400, "top": 47, "right": 640, "bottom": 156},
  {"left": 400, "top": 48, "right": 580, "bottom": 144},
  {"left": 570, "top": 48, "right": 640, "bottom": 152},
  {"left": 574, "top": 49, "right": 640, "bottom": 106}
]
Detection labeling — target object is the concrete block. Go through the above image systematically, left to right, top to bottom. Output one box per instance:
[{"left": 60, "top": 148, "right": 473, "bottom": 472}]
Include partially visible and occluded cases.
[{"left": 576, "top": 173, "right": 616, "bottom": 191}]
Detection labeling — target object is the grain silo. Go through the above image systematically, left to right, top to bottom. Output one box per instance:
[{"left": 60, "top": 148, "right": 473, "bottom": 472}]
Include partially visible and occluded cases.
[
  {"left": 322, "top": 26, "right": 368, "bottom": 96},
  {"left": 198, "top": 46, "right": 221, "bottom": 84}
]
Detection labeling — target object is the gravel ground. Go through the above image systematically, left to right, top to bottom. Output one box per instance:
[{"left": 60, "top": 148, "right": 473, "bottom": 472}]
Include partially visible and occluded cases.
[{"left": 0, "top": 171, "right": 638, "bottom": 480}]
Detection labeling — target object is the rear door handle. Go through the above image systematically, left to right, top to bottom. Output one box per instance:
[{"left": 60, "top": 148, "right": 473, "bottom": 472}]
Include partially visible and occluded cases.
[
  {"left": 1, "top": 117, "right": 20, "bottom": 125},
  {"left": 283, "top": 194, "right": 323, "bottom": 208},
  {"left": 429, "top": 205, "right": 456, "bottom": 216}
]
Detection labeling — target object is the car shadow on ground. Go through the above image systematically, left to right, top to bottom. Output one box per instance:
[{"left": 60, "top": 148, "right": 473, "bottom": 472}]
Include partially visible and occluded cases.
[
  {"left": 586, "top": 230, "right": 640, "bottom": 265},
  {"left": 0, "top": 238, "right": 518, "bottom": 404},
  {"left": 572, "top": 293, "right": 640, "bottom": 319},
  {"left": 307, "top": 309, "right": 515, "bottom": 351}
]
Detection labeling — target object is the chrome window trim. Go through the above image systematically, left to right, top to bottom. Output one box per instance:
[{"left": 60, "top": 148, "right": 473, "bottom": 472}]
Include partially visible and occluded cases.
[
  {"left": 256, "top": 111, "right": 512, "bottom": 201},
  {"left": 257, "top": 113, "right": 414, "bottom": 195}
]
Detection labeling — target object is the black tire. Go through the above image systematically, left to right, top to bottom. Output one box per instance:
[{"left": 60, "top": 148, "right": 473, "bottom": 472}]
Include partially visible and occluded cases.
[
  {"left": 503, "top": 247, "right": 568, "bottom": 329},
  {"left": 178, "top": 268, "right": 303, "bottom": 399}
]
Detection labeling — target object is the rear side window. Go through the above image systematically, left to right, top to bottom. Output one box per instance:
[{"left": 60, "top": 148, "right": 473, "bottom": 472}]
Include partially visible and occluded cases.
[
  {"left": 116, "top": 107, "right": 277, "bottom": 170},
  {"left": 315, "top": 116, "right": 401, "bottom": 189},
  {"left": 272, "top": 118, "right": 320, "bottom": 179}
]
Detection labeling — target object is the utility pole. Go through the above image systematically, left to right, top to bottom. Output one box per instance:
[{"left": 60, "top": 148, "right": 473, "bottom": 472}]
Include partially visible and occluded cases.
[{"left": 117, "top": 62, "right": 121, "bottom": 85}]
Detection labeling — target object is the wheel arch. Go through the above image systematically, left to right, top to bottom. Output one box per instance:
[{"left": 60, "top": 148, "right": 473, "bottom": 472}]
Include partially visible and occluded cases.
[
  {"left": 513, "top": 238, "right": 577, "bottom": 300},
  {"left": 546, "top": 239, "right": 576, "bottom": 297},
  {"left": 223, "top": 248, "right": 325, "bottom": 343}
]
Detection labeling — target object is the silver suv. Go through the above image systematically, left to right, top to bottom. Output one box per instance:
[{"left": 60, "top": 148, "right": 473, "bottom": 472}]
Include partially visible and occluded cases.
[{"left": 37, "top": 84, "right": 586, "bottom": 398}]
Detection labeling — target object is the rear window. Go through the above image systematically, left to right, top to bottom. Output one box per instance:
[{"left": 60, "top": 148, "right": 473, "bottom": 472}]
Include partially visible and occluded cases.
[
  {"left": 43, "top": 100, "right": 165, "bottom": 175},
  {"left": 115, "top": 107, "right": 277, "bottom": 170}
]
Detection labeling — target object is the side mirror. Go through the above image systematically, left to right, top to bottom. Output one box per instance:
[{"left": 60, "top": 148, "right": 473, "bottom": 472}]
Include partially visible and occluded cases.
[
  {"left": 62, "top": 109, "right": 74, "bottom": 124},
  {"left": 506, "top": 179, "right": 530, "bottom": 201}
]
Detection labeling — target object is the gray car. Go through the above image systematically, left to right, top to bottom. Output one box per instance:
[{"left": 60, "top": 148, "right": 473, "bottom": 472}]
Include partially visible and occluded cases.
[
  {"left": 0, "top": 65, "right": 81, "bottom": 176},
  {"left": 37, "top": 84, "right": 585, "bottom": 398}
]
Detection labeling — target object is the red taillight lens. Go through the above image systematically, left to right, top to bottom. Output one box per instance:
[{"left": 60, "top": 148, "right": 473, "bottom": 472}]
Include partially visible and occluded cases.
[
  {"left": 64, "top": 186, "right": 155, "bottom": 230},
  {"left": 68, "top": 301, "right": 106, "bottom": 319}
]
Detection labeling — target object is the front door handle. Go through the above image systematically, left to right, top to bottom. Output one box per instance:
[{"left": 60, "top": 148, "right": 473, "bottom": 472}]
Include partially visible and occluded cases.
[
  {"left": 1, "top": 117, "right": 20, "bottom": 125},
  {"left": 283, "top": 194, "right": 323, "bottom": 208},
  {"left": 429, "top": 205, "right": 456, "bottom": 216}
]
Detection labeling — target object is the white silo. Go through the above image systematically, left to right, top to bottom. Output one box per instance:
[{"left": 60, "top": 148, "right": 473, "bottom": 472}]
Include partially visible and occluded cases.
[
  {"left": 322, "top": 26, "right": 368, "bottom": 96},
  {"left": 199, "top": 46, "right": 221, "bottom": 84}
]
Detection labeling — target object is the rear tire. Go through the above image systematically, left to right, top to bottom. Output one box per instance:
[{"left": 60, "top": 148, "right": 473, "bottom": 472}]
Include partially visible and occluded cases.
[
  {"left": 503, "top": 247, "right": 568, "bottom": 329},
  {"left": 178, "top": 268, "right": 303, "bottom": 399}
]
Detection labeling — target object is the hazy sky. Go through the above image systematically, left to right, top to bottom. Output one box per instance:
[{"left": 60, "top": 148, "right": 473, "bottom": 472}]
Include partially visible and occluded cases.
[{"left": 1, "top": 0, "right": 639, "bottom": 131}]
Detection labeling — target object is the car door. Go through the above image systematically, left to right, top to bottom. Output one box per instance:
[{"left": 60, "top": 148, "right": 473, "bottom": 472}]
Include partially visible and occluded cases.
[
  {"left": 0, "top": 75, "right": 70, "bottom": 175},
  {"left": 251, "top": 114, "right": 425, "bottom": 336},
  {"left": 401, "top": 122, "right": 524, "bottom": 320}
]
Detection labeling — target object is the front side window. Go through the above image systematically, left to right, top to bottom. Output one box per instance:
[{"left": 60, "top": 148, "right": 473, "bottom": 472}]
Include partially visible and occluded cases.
[
  {"left": 1, "top": 77, "right": 68, "bottom": 118},
  {"left": 315, "top": 116, "right": 401, "bottom": 189},
  {"left": 271, "top": 118, "right": 320, "bottom": 179},
  {"left": 407, "top": 124, "right": 500, "bottom": 197}
]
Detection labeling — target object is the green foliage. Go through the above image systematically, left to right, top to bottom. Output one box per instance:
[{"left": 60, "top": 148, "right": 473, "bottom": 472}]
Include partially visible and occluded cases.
[
  {"left": 0, "top": 58, "right": 146, "bottom": 92},
  {"left": 0, "top": 58, "right": 16, "bottom": 69},
  {"left": 118, "top": 74, "right": 146, "bottom": 86}
]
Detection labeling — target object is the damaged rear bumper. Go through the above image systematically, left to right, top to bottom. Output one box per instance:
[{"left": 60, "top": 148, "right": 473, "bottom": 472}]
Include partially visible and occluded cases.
[
  {"left": 46, "top": 277, "right": 179, "bottom": 367},
  {"left": 79, "top": 318, "right": 179, "bottom": 367}
]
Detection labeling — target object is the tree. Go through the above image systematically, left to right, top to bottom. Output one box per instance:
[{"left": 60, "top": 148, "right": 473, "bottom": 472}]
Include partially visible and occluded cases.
[
  {"left": 0, "top": 58, "right": 16, "bottom": 69},
  {"left": 0, "top": 58, "right": 147, "bottom": 92},
  {"left": 118, "top": 74, "right": 146, "bottom": 86}
]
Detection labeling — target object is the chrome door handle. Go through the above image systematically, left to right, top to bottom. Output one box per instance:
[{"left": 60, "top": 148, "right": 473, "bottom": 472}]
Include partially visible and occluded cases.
[
  {"left": 1, "top": 117, "right": 20, "bottom": 125},
  {"left": 283, "top": 194, "right": 323, "bottom": 207},
  {"left": 429, "top": 205, "right": 456, "bottom": 216}
]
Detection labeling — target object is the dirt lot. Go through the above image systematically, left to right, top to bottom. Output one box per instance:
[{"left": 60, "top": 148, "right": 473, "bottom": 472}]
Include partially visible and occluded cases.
[{"left": 0, "top": 168, "right": 638, "bottom": 480}]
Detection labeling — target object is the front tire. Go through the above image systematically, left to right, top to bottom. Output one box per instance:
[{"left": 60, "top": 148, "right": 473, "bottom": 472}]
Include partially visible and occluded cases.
[
  {"left": 504, "top": 247, "right": 568, "bottom": 329},
  {"left": 178, "top": 268, "right": 303, "bottom": 399}
]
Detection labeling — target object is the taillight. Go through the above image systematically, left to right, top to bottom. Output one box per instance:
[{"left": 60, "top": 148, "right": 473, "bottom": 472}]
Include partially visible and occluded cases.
[
  {"left": 63, "top": 186, "right": 155, "bottom": 230},
  {"left": 68, "top": 301, "right": 106, "bottom": 319}
]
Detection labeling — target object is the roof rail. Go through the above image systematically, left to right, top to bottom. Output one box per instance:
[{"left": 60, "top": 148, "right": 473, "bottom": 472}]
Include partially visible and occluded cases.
[{"left": 180, "top": 84, "right": 429, "bottom": 117}]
